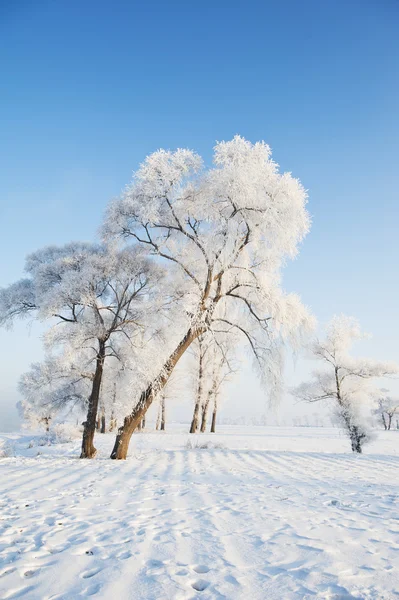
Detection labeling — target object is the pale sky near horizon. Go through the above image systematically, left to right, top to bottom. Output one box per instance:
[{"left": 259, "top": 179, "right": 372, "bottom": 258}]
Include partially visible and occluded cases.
[{"left": 1, "top": 0, "right": 398, "bottom": 430}]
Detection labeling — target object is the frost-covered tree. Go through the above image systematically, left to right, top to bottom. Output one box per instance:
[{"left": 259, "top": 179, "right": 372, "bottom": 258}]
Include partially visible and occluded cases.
[
  {"left": 104, "top": 136, "right": 313, "bottom": 458},
  {"left": 0, "top": 243, "right": 162, "bottom": 458},
  {"left": 293, "top": 316, "right": 398, "bottom": 453},
  {"left": 188, "top": 330, "right": 237, "bottom": 434},
  {"left": 189, "top": 334, "right": 210, "bottom": 434},
  {"left": 202, "top": 340, "right": 236, "bottom": 433},
  {"left": 18, "top": 356, "right": 90, "bottom": 432},
  {"left": 155, "top": 393, "right": 166, "bottom": 431},
  {"left": 373, "top": 394, "right": 399, "bottom": 430}
]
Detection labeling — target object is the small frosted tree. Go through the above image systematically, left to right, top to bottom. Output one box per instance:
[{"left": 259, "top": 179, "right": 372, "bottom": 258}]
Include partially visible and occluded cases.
[
  {"left": 104, "top": 136, "right": 313, "bottom": 458},
  {"left": 293, "top": 315, "right": 398, "bottom": 453},
  {"left": 188, "top": 330, "right": 237, "bottom": 434},
  {"left": 189, "top": 334, "right": 212, "bottom": 434},
  {"left": 204, "top": 341, "right": 237, "bottom": 433},
  {"left": 18, "top": 356, "right": 90, "bottom": 432},
  {"left": 373, "top": 394, "right": 399, "bottom": 430}
]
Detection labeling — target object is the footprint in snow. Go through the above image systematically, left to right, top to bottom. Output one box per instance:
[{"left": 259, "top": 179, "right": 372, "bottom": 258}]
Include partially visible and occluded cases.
[
  {"left": 192, "top": 565, "right": 210, "bottom": 574},
  {"left": 80, "top": 567, "right": 102, "bottom": 579},
  {"left": 23, "top": 569, "right": 39, "bottom": 578},
  {"left": 191, "top": 579, "right": 210, "bottom": 592},
  {"left": 81, "top": 583, "right": 101, "bottom": 596}
]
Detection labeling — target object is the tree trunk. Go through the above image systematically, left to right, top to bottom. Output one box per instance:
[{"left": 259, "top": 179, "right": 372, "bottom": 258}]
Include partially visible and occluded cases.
[
  {"left": 110, "top": 327, "right": 202, "bottom": 459},
  {"left": 190, "top": 338, "right": 205, "bottom": 434},
  {"left": 80, "top": 340, "right": 106, "bottom": 458},
  {"left": 335, "top": 370, "right": 365, "bottom": 454},
  {"left": 109, "top": 383, "right": 117, "bottom": 432},
  {"left": 200, "top": 391, "right": 212, "bottom": 433},
  {"left": 160, "top": 395, "right": 166, "bottom": 431},
  {"left": 190, "top": 400, "right": 201, "bottom": 433},
  {"left": 156, "top": 401, "right": 161, "bottom": 431},
  {"left": 210, "top": 404, "right": 217, "bottom": 433},
  {"left": 100, "top": 411, "right": 106, "bottom": 434},
  {"left": 109, "top": 411, "right": 116, "bottom": 432},
  {"left": 382, "top": 413, "right": 388, "bottom": 430},
  {"left": 387, "top": 413, "right": 392, "bottom": 430},
  {"left": 347, "top": 416, "right": 365, "bottom": 453},
  {"left": 141, "top": 417, "right": 146, "bottom": 429},
  {"left": 349, "top": 425, "right": 364, "bottom": 453}
]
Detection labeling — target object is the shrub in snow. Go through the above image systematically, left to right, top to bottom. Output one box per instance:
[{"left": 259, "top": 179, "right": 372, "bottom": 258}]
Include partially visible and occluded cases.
[
  {"left": 52, "top": 423, "right": 82, "bottom": 444},
  {"left": 185, "top": 438, "right": 226, "bottom": 450},
  {"left": 0, "top": 439, "right": 15, "bottom": 458}
]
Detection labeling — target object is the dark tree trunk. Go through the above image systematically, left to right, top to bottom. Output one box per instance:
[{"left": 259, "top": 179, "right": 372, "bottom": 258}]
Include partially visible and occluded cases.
[
  {"left": 110, "top": 327, "right": 202, "bottom": 459},
  {"left": 80, "top": 340, "right": 106, "bottom": 458},
  {"left": 190, "top": 401, "right": 201, "bottom": 433},
  {"left": 210, "top": 405, "right": 217, "bottom": 433},
  {"left": 101, "top": 412, "right": 106, "bottom": 434},
  {"left": 381, "top": 413, "right": 388, "bottom": 430},
  {"left": 387, "top": 414, "right": 392, "bottom": 430},
  {"left": 141, "top": 417, "right": 146, "bottom": 429},
  {"left": 348, "top": 423, "right": 365, "bottom": 453},
  {"left": 350, "top": 426, "right": 363, "bottom": 453}
]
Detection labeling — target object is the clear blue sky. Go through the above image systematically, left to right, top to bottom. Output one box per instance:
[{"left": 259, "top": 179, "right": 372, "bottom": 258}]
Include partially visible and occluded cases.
[{"left": 1, "top": 0, "right": 398, "bottom": 429}]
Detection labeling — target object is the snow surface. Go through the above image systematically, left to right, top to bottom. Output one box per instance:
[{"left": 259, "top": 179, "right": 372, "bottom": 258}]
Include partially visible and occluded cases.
[{"left": 1, "top": 426, "right": 399, "bottom": 600}]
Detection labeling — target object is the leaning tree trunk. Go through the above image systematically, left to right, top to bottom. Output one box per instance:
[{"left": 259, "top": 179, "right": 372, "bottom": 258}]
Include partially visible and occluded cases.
[
  {"left": 110, "top": 327, "right": 203, "bottom": 459},
  {"left": 81, "top": 340, "right": 106, "bottom": 458}
]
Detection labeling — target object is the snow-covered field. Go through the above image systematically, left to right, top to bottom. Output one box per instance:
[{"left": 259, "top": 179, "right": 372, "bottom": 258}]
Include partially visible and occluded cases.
[{"left": 1, "top": 426, "right": 399, "bottom": 600}]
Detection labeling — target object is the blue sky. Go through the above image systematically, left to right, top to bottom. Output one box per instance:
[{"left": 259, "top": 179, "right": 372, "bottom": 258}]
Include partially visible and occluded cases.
[{"left": 1, "top": 0, "right": 398, "bottom": 429}]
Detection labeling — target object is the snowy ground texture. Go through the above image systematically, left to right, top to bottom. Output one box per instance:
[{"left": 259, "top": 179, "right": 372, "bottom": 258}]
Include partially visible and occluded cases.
[{"left": 1, "top": 426, "right": 399, "bottom": 600}]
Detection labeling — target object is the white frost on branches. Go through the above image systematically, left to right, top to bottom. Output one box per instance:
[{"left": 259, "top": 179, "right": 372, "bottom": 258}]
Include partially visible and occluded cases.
[
  {"left": 104, "top": 136, "right": 314, "bottom": 402},
  {"left": 293, "top": 315, "right": 399, "bottom": 452}
]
